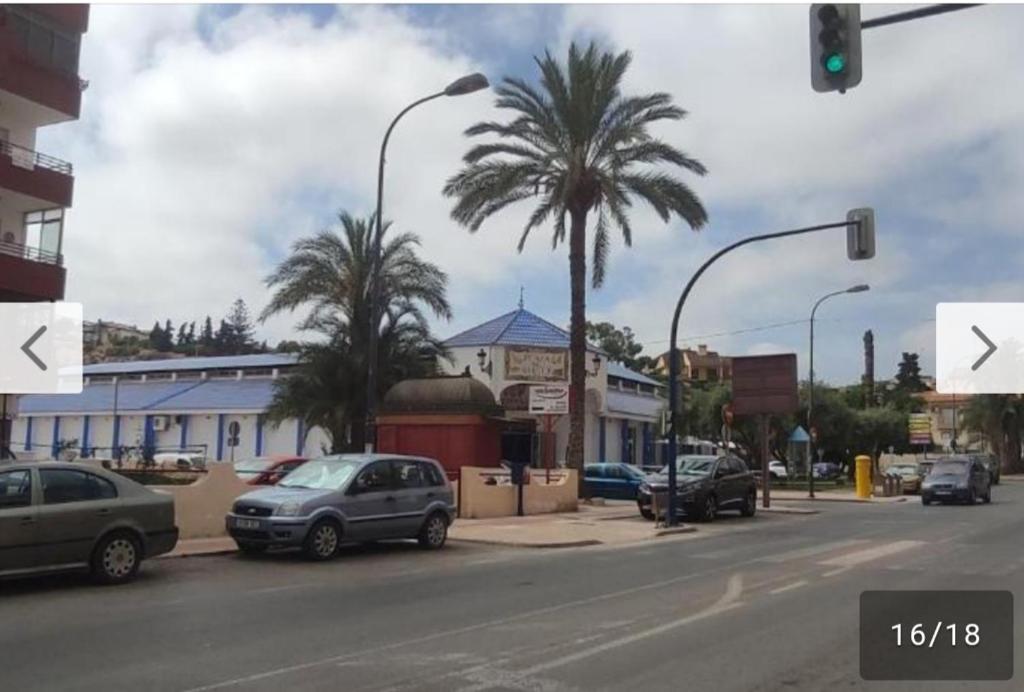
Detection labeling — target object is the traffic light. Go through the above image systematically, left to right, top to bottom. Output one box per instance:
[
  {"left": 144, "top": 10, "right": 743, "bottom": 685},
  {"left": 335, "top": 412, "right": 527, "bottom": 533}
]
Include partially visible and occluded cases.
[
  {"left": 810, "top": 4, "right": 862, "bottom": 93},
  {"left": 846, "top": 207, "right": 875, "bottom": 260}
]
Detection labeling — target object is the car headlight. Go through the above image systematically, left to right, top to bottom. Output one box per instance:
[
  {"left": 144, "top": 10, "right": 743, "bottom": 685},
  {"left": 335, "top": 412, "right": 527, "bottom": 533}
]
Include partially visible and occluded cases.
[
  {"left": 639, "top": 483, "right": 651, "bottom": 494},
  {"left": 276, "top": 501, "right": 303, "bottom": 517}
]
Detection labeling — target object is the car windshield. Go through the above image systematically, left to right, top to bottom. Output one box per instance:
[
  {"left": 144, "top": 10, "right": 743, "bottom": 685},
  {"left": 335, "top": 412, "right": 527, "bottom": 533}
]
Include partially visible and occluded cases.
[
  {"left": 663, "top": 456, "right": 717, "bottom": 476},
  {"left": 233, "top": 458, "right": 275, "bottom": 475},
  {"left": 277, "top": 459, "right": 362, "bottom": 490},
  {"left": 931, "top": 460, "right": 969, "bottom": 476},
  {"left": 622, "top": 465, "right": 647, "bottom": 480},
  {"left": 891, "top": 465, "right": 917, "bottom": 474}
]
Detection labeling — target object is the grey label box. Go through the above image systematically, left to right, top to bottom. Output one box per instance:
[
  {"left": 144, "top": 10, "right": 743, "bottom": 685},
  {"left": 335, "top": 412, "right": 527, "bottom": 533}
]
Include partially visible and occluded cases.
[{"left": 860, "top": 590, "right": 1013, "bottom": 680}]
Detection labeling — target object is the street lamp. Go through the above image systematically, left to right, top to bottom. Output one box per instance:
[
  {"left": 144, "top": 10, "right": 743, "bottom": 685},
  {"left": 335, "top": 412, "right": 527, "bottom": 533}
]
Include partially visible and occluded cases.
[
  {"left": 364, "top": 72, "right": 489, "bottom": 452},
  {"left": 807, "top": 283, "right": 869, "bottom": 498}
]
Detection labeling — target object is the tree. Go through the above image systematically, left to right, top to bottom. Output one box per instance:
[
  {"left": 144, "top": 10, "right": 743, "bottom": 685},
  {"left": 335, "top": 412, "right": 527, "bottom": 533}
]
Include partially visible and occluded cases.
[
  {"left": 444, "top": 42, "right": 708, "bottom": 477},
  {"left": 261, "top": 212, "right": 451, "bottom": 451},
  {"left": 225, "top": 298, "right": 257, "bottom": 354},
  {"left": 201, "top": 316, "right": 215, "bottom": 349},
  {"left": 148, "top": 321, "right": 163, "bottom": 350},
  {"left": 586, "top": 321, "right": 644, "bottom": 370},
  {"left": 176, "top": 323, "right": 188, "bottom": 349},
  {"left": 275, "top": 340, "right": 303, "bottom": 354},
  {"left": 894, "top": 352, "right": 926, "bottom": 393},
  {"left": 963, "top": 395, "right": 1024, "bottom": 474},
  {"left": 853, "top": 406, "right": 909, "bottom": 474}
]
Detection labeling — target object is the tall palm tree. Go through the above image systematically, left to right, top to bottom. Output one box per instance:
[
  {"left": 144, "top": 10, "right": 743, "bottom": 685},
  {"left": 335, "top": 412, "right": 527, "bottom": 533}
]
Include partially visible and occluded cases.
[
  {"left": 443, "top": 42, "right": 708, "bottom": 475},
  {"left": 261, "top": 212, "right": 451, "bottom": 450},
  {"left": 963, "top": 394, "right": 1024, "bottom": 474}
]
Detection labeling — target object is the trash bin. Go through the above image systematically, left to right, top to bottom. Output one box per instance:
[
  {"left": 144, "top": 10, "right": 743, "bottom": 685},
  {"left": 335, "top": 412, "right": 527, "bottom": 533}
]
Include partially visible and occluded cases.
[{"left": 856, "top": 455, "right": 872, "bottom": 499}]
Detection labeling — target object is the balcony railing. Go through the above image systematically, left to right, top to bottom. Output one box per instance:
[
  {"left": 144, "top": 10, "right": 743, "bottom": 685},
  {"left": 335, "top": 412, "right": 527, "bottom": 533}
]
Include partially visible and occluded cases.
[
  {"left": 0, "top": 139, "right": 73, "bottom": 176},
  {"left": 0, "top": 238, "right": 62, "bottom": 266}
]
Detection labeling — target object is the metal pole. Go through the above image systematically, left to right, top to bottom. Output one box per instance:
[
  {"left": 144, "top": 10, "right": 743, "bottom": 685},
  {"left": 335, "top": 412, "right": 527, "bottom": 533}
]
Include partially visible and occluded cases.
[
  {"left": 861, "top": 4, "right": 982, "bottom": 30},
  {"left": 364, "top": 91, "right": 445, "bottom": 453},
  {"left": 667, "top": 219, "right": 855, "bottom": 526},
  {"left": 0, "top": 393, "right": 8, "bottom": 460}
]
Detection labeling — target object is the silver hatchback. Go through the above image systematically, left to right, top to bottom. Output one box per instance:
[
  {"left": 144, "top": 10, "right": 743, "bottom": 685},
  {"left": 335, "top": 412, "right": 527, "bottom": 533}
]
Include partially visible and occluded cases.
[{"left": 226, "top": 454, "right": 456, "bottom": 560}]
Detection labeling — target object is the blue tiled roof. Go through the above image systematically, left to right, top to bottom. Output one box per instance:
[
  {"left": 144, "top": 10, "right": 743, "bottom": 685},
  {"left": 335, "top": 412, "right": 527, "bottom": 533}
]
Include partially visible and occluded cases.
[
  {"left": 444, "top": 309, "right": 603, "bottom": 352},
  {"left": 84, "top": 353, "right": 299, "bottom": 376},
  {"left": 606, "top": 361, "right": 663, "bottom": 387},
  {"left": 17, "top": 378, "right": 276, "bottom": 415}
]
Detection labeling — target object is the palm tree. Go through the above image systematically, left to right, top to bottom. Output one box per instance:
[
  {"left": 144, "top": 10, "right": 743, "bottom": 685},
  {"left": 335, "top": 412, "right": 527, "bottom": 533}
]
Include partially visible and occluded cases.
[
  {"left": 443, "top": 42, "right": 708, "bottom": 476},
  {"left": 261, "top": 212, "right": 451, "bottom": 450},
  {"left": 963, "top": 395, "right": 1024, "bottom": 474}
]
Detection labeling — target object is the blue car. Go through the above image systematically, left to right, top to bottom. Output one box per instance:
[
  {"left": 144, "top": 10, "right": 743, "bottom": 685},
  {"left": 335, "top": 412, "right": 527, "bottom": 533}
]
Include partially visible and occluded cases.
[{"left": 584, "top": 463, "right": 650, "bottom": 500}]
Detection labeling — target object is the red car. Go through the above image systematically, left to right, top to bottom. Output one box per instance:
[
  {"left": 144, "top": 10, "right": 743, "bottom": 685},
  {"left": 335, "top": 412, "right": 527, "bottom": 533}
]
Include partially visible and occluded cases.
[{"left": 233, "top": 456, "right": 308, "bottom": 485}]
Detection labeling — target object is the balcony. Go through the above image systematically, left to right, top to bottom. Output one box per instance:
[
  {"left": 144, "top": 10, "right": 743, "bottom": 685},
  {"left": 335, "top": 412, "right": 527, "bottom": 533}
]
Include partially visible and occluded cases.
[
  {"left": 0, "top": 140, "right": 74, "bottom": 208},
  {"left": 0, "top": 239, "right": 65, "bottom": 302}
]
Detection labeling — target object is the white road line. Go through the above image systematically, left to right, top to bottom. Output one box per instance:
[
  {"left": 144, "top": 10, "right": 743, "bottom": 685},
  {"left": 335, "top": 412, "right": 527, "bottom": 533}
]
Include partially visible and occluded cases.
[
  {"left": 755, "top": 538, "right": 869, "bottom": 563},
  {"left": 818, "top": 540, "right": 925, "bottom": 568},
  {"left": 768, "top": 579, "right": 808, "bottom": 595},
  {"left": 248, "top": 583, "right": 319, "bottom": 596}
]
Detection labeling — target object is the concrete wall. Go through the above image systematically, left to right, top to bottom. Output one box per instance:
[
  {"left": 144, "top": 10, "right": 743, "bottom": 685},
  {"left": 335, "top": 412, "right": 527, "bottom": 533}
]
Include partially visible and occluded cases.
[
  {"left": 150, "top": 463, "right": 251, "bottom": 540},
  {"left": 457, "top": 467, "right": 578, "bottom": 519}
]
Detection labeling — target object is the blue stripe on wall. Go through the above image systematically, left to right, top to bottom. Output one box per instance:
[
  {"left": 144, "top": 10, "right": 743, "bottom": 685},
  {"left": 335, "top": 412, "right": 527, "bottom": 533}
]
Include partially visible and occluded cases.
[
  {"left": 216, "top": 414, "right": 226, "bottom": 461},
  {"left": 112, "top": 415, "right": 121, "bottom": 452},
  {"left": 143, "top": 415, "right": 155, "bottom": 451},
  {"left": 179, "top": 415, "right": 189, "bottom": 451},
  {"left": 255, "top": 415, "right": 264, "bottom": 456},
  {"left": 51, "top": 416, "right": 61, "bottom": 458},
  {"left": 82, "top": 416, "right": 91, "bottom": 457},
  {"left": 598, "top": 416, "right": 606, "bottom": 462},
  {"left": 25, "top": 417, "right": 33, "bottom": 451},
  {"left": 295, "top": 419, "right": 304, "bottom": 456},
  {"left": 620, "top": 419, "right": 629, "bottom": 464},
  {"left": 642, "top": 423, "right": 652, "bottom": 466}
]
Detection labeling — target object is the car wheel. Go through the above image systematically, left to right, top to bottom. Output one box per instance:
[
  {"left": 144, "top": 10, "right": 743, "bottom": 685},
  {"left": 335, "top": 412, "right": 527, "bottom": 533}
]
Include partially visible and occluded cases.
[
  {"left": 967, "top": 488, "right": 977, "bottom": 505},
  {"left": 983, "top": 488, "right": 992, "bottom": 504},
  {"left": 740, "top": 490, "right": 756, "bottom": 517},
  {"left": 700, "top": 495, "right": 717, "bottom": 523},
  {"left": 921, "top": 495, "right": 931, "bottom": 506},
  {"left": 639, "top": 507, "right": 655, "bottom": 521},
  {"left": 418, "top": 512, "right": 448, "bottom": 550},
  {"left": 303, "top": 519, "right": 341, "bottom": 561},
  {"left": 91, "top": 532, "right": 141, "bottom": 585},
  {"left": 236, "top": 541, "right": 267, "bottom": 555}
]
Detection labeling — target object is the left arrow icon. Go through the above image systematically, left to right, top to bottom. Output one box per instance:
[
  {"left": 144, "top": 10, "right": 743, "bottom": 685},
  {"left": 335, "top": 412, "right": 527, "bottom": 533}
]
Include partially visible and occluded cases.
[{"left": 21, "top": 325, "right": 48, "bottom": 371}]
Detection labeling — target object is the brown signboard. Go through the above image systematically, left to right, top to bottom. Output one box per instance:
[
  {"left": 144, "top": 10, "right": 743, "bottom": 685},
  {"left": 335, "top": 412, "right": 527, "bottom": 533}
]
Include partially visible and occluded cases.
[
  {"left": 504, "top": 347, "right": 568, "bottom": 382},
  {"left": 731, "top": 354, "right": 798, "bottom": 416}
]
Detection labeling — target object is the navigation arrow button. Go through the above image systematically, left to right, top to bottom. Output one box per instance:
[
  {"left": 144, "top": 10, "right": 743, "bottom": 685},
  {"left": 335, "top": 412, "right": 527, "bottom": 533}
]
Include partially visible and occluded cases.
[
  {"left": 20, "top": 325, "right": 48, "bottom": 371},
  {"left": 970, "top": 325, "right": 997, "bottom": 372}
]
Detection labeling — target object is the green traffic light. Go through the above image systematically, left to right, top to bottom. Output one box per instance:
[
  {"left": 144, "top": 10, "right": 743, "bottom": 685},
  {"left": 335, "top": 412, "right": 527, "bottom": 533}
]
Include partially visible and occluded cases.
[{"left": 825, "top": 53, "right": 846, "bottom": 74}]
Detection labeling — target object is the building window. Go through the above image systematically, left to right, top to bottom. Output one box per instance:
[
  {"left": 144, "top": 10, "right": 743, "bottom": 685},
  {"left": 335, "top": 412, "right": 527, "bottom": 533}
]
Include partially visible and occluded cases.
[
  {"left": 8, "top": 8, "right": 81, "bottom": 75},
  {"left": 23, "top": 209, "right": 64, "bottom": 263}
]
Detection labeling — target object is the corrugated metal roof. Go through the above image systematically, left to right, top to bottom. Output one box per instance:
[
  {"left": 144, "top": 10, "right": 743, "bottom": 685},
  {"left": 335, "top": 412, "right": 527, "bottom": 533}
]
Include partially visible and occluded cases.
[
  {"left": 444, "top": 309, "right": 605, "bottom": 352},
  {"left": 84, "top": 353, "right": 299, "bottom": 376},
  {"left": 606, "top": 361, "right": 663, "bottom": 387},
  {"left": 17, "top": 378, "right": 276, "bottom": 415},
  {"left": 606, "top": 390, "right": 665, "bottom": 420}
]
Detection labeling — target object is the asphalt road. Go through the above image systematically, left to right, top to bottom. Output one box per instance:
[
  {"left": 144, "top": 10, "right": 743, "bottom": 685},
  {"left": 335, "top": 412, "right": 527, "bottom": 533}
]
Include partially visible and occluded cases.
[{"left": 3, "top": 485, "right": 1023, "bottom": 692}]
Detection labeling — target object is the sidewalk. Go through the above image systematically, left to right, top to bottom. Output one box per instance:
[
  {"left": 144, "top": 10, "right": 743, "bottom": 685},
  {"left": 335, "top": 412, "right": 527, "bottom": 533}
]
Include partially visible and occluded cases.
[{"left": 768, "top": 489, "right": 908, "bottom": 504}]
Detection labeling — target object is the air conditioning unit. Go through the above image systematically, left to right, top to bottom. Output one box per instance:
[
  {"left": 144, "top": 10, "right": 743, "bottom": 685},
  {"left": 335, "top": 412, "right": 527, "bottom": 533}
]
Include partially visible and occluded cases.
[{"left": 152, "top": 416, "right": 170, "bottom": 432}]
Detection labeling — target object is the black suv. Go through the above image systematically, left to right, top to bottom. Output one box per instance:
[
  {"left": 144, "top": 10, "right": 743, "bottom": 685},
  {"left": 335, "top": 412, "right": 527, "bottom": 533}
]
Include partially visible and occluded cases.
[
  {"left": 969, "top": 453, "right": 1001, "bottom": 485},
  {"left": 637, "top": 455, "right": 757, "bottom": 522}
]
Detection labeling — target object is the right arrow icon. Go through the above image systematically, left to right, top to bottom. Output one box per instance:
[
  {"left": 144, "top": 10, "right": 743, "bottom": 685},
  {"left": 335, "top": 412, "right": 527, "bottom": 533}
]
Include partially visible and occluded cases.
[{"left": 970, "top": 325, "right": 997, "bottom": 371}]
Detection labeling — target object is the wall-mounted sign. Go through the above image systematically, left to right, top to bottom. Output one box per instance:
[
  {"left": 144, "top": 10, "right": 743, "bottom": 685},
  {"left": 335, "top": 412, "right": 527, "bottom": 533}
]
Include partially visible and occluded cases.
[
  {"left": 504, "top": 347, "right": 568, "bottom": 382},
  {"left": 529, "top": 385, "right": 569, "bottom": 415}
]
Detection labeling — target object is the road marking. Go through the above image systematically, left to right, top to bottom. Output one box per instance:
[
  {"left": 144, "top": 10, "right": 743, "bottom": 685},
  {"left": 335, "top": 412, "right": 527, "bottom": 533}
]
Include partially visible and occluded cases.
[
  {"left": 756, "top": 538, "right": 869, "bottom": 563},
  {"left": 818, "top": 540, "right": 925, "bottom": 568},
  {"left": 182, "top": 562, "right": 751, "bottom": 691},
  {"left": 822, "top": 567, "right": 850, "bottom": 578},
  {"left": 768, "top": 579, "right": 808, "bottom": 595},
  {"left": 248, "top": 583, "right": 318, "bottom": 596}
]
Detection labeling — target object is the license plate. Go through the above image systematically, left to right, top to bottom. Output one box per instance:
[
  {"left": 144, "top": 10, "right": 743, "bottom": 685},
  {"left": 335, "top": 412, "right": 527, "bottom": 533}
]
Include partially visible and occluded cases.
[
  {"left": 936, "top": 491, "right": 951, "bottom": 496},
  {"left": 234, "top": 518, "right": 260, "bottom": 529}
]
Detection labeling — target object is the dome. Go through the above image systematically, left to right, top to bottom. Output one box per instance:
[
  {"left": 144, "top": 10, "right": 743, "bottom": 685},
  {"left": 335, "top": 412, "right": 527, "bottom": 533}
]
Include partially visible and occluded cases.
[{"left": 382, "top": 374, "right": 502, "bottom": 415}]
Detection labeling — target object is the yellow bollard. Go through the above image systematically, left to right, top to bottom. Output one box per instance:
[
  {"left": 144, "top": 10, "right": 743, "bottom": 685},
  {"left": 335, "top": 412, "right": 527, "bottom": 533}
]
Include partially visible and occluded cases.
[{"left": 855, "top": 455, "right": 872, "bottom": 499}]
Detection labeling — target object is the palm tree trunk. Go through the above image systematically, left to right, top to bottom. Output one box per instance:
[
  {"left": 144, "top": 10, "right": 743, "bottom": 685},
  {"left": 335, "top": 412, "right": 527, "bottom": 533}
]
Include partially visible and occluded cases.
[{"left": 568, "top": 209, "right": 588, "bottom": 498}]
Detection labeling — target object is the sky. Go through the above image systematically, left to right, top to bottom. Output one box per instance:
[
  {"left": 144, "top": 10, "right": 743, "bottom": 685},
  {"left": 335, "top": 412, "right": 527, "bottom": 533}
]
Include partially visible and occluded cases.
[{"left": 38, "top": 3, "right": 1024, "bottom": 386}]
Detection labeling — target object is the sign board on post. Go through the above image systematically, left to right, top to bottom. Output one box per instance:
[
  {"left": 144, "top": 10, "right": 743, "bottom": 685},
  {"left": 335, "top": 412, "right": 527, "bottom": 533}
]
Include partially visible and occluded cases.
[
  {"left": 731, "top": 354, "right": 799, "bottom": 509},
  {"left": 731, "top": 354, "right": 799, "bottom": 416},
  {"left": 528, "top": 384, "right": 569, "bottom": 415},
  {"left": 908, "top": 413, "right": 932, "bottom": 446}
]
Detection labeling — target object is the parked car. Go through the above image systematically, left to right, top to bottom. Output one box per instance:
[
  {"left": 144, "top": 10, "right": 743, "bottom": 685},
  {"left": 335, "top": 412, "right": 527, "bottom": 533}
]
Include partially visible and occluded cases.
[
  {"left": 152, "top": 452, "right": 206, "bottom": 471},
  {"left": 969, "top": 453, "right": 1001, "bottom": 485},
  {"left": 226, "top": 454, "right": 456, "bottom": 559},
  {"left": 636, "top": 455, "right": 757, "bottom": 522},
  {"left": 233, "top": 456, "right": 308, "bottom": 486},
  {"left": 921, "top": 457, "right": 991, "bottom": 505},
  {"left": 917, "top": 459, "right": 935, "bottom": 481},
  {"left": 768, "top": 460, "right": 788, "bottom": 480},
  {"left": 0, "top": 462, "right": 178, "bottom": 584},
  {"left": 813, "top": 462, "right": 842, "bottom": 480},
  {"left": 583, "top": 463, "right": 649, "bottom": 500},
  {"left": 886, "top": 463, "right": 921, "bottom": 494}
]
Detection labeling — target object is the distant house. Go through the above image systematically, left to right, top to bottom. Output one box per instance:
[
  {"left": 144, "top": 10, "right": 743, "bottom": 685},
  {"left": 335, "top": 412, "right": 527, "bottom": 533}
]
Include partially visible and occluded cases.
[
  {"left": 83, "top": 320, "right": 150, "bottom": 346},
  {"left": 654, "top": 344, "right": 732, "bottom": 384},
  {"left": 913, "top": 389, "right": 982, "bottom": 451}
]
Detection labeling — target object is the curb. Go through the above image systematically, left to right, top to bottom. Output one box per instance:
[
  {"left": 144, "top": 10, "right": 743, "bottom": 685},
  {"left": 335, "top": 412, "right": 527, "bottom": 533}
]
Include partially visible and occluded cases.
[
  {"left": 771, "top": 495, "right": 908, "bottom": 504},
  {"left": 761, "top": 506, "right": 820, "bottom": 515},
  {"left": 449, "top": 537, "right": 604, "bottom": 549},
  {"left": 158, "top": 548, "right": 237, "bottom": 560}
]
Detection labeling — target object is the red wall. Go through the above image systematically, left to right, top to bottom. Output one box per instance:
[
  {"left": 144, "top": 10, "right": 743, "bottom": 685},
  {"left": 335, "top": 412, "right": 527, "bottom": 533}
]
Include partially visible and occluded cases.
[
  {"left": 0, "top": 252, "right": 65, "bottom": 300},
  {"left": 377, "top": 414, "right": 503, "bottom": 477}
]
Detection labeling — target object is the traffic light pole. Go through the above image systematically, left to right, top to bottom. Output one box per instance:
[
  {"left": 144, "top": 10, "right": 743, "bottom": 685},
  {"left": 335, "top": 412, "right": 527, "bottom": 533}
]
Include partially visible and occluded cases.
[
  {"left": 861, "top": 4, "right": 982, "bottom": 31},
  {"left": 665, "top": 219, "right": 860, "bottom": 526}
]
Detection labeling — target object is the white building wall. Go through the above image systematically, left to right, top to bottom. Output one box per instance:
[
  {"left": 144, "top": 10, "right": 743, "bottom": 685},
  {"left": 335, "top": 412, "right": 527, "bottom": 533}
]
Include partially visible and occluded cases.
[{"left": 264, "top": 419, "right": 301, "bottom": 457}]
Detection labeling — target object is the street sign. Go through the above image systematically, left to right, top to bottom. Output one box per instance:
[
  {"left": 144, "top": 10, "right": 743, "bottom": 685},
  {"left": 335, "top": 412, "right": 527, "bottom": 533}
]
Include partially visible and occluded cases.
[
  {"left": 731, "top": 354, "right": 799, "bottom": 416},
  {"left": 528, "top": 384, "right": 569, "bottom": 415},
  {"left": 908, "top": 413, "right": 932, "bottom": 446}
]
